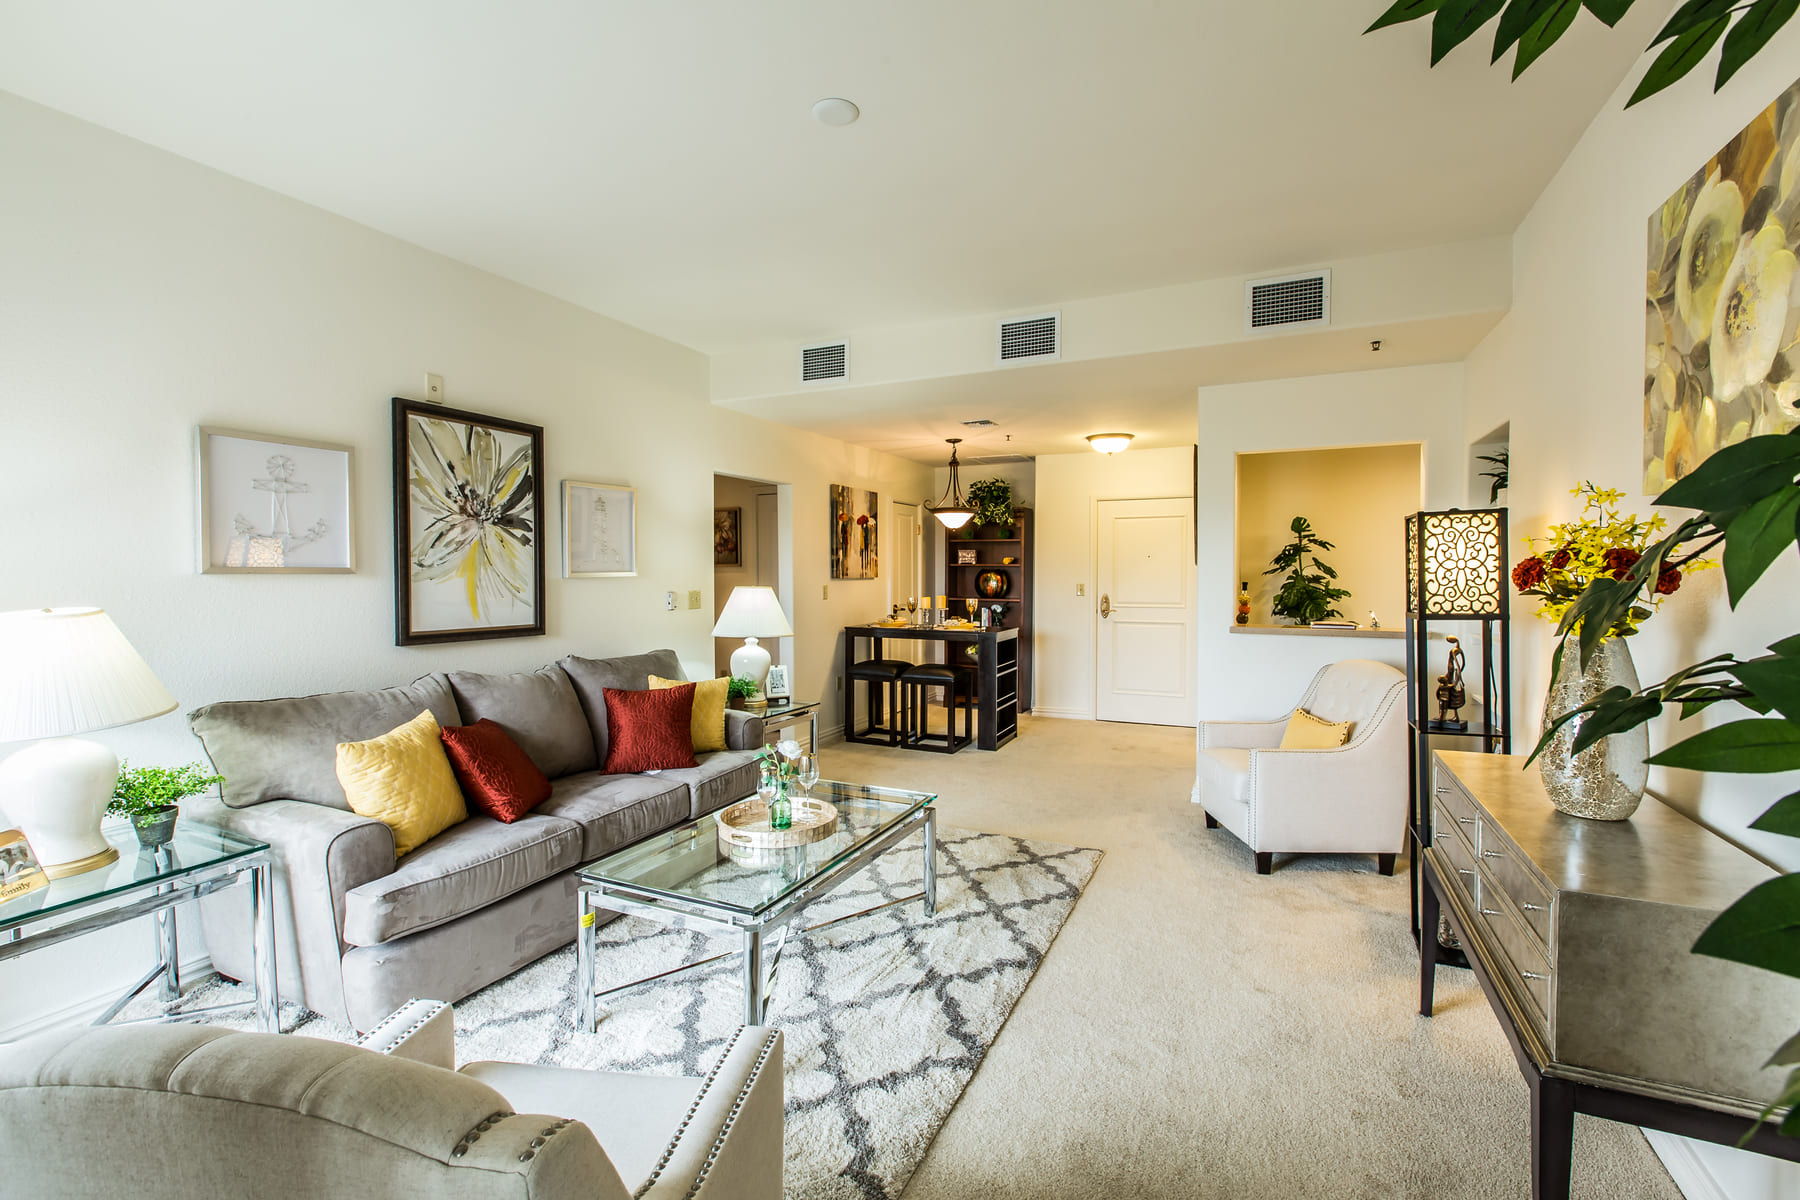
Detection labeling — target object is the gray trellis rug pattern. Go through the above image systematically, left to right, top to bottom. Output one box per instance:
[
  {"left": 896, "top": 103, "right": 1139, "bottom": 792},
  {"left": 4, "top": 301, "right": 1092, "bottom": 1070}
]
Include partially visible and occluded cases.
[{"left": 181, "top": 826, "right": 1101, "bottom": 1200}]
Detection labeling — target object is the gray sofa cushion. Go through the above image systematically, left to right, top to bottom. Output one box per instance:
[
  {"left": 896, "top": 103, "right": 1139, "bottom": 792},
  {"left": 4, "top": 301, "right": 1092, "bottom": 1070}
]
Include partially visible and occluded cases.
[
  {"left": 558, "top": 651, "right": 685, "bottom": 766},
  {"left": 447, "top": 666, "right": 598, "bottom": 778},
  {"left": 190, "top": 676, "right": 463, "bottom": 810},
  {"left": 658, "top": 750, "right": 762, "bottom": 820},
  {"left": 535, "top": 772, "right": 692, "bottom": 860},
  {"left": 340, "top": 814, "right": 583, "bottom": 947}
]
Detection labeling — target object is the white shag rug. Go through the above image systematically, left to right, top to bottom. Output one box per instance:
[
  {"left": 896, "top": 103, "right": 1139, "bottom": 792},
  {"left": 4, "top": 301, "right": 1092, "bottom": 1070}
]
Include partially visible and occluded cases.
[{"left": 177, "top": 825, "right": 1101, "bottom": 1200}]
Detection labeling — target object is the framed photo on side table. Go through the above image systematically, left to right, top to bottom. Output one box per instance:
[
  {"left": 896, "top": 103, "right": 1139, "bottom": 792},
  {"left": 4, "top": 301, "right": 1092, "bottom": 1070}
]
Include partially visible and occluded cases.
[
  {"left": 392, "top": 397, "right": 546, "bottom": 645},
  {"left": 196, "top": 427, "right": 355, "bottom": 573},
  {"left": 564, "top": 480, "right": 637, "bottom": 577}
]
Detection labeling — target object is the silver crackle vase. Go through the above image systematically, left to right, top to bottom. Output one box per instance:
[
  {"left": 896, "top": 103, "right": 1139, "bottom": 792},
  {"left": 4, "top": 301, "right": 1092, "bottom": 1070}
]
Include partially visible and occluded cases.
[{"left": 1538, "top": 637, "right": 1649, "bottom": 821}]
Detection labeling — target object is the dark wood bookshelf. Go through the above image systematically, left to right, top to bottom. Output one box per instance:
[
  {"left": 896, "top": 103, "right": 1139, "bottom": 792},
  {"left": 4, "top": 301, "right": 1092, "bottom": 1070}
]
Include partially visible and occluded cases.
[{"left": 944, "top": 507, "right": 1032, "bottom": 713}]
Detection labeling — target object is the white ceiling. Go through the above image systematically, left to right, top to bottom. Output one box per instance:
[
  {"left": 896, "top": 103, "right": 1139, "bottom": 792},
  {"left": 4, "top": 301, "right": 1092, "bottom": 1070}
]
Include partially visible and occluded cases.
[{"left": 0, "top": 1, "right": 1660, "bottom": 355}]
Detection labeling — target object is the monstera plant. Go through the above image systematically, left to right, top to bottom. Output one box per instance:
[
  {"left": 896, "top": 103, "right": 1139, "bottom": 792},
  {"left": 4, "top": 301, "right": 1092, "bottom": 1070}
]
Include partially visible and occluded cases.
[
  {"left": 1366, "top": 0, "right": 1797, "bottom": 108},
  {"left": 1532, "top": 427, "right": 1800, "bottom": 1131}
]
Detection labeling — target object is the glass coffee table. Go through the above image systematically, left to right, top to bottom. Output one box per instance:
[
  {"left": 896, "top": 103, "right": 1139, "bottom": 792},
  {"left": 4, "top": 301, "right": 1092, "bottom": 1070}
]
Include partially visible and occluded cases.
[{"left": 575, "top": 779, "right": 936, "bottom": 1029}]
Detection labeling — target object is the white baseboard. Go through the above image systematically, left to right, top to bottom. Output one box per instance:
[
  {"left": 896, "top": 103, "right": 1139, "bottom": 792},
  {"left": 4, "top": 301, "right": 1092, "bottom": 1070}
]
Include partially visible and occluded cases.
[
  {"left": 1031, "top": 707, "right": 1093, "bottom": 721},
  {"left": 2, "top": 952, "right": 215, "bottom": 1042},
  {"left": 1643, "top": 1129, "right": 1731, "bottom": 1200}
]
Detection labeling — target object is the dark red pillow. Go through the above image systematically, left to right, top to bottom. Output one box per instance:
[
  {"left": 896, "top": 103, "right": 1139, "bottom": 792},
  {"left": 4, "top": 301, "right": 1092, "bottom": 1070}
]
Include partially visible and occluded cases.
[
  {"left": 602, "top": 685, "right": 699, "bottom": 773},
  {"left": 440, "top": 718, "right": 553, "bottom": 822}
]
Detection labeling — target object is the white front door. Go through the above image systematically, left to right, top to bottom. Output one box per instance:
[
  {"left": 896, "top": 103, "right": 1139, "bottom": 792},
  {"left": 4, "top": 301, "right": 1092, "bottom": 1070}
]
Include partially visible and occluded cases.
[{"left": 1096, "top": 497, "right": 1197, "bottom": 726}]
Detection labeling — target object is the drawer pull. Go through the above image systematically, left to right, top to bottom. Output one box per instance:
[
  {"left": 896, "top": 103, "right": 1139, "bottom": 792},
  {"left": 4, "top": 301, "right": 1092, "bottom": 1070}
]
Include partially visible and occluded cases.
[
  {"left": 1434, "top": 786, "right": 1448, "bottom": 796},
  {"left": 1457, "top": 817, "right": 1477, "bottom": 828},
  {"left": 1482, "top": 850, "right": 1505, "bottom": 859},
  {"left": 1457, "top": 868, "right": 1474, "bottom": 878},
  {"left": 1521, "top": 902, "right": 1544, "bottom": 912},
  {"left": 1480, "top": 907, "right": 1502, "bottom": 916},
  {"left": 1521, "top": 971, "right": 1547, "bottom": 980}
]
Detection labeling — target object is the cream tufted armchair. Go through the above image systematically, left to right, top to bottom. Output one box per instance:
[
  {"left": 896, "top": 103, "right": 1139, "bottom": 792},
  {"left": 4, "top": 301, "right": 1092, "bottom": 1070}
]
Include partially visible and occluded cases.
[
  {"left": 1195, "top": 659, "right": 1408, "bottom": 874},
  {"left": 0, "top": 999, "right": 783, "bottom": 1200}
]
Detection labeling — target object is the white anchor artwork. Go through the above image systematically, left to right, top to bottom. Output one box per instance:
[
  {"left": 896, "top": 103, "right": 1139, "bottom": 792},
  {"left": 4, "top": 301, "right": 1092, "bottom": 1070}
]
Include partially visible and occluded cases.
[{"left": 225, "top": 454, "right": 329, "bottom": 567}]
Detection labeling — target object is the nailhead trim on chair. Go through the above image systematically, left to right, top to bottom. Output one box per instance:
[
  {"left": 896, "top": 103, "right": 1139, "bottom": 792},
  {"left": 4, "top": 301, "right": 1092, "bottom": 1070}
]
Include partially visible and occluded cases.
[
  {"left": 355, "top": 999, "right": 449, "bottom": 1051},
  {"left": 631, "top": 1027, "right": 747, "bottom": 1198},
  {"left": 677, "top": 1032, "right": 780, "bottom": 1200},
  {"left": 451, "top": 1110, "right": 515, "bottom": 1158},
  {"left": 518, "top": 1117, "right": 576, "bottom": 1162}
]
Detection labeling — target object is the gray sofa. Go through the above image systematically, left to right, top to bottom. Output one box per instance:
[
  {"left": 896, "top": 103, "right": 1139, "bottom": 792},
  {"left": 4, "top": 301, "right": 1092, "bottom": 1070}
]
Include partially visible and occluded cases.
[{"left": 188, "top": 649, "right": 763, "bottom": 1031}]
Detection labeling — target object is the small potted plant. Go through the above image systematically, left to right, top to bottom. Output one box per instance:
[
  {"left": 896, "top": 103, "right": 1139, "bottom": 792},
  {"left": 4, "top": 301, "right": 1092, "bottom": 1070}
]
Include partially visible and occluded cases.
[
  {"left": 966, "top": 477, "right": 1015, "bottom": 536},
  {"left": 726, "top": 675, "right": 757, "bottom": 711},
  {"left": 109, "top": 761, "right": 224, "bottom": 849}
]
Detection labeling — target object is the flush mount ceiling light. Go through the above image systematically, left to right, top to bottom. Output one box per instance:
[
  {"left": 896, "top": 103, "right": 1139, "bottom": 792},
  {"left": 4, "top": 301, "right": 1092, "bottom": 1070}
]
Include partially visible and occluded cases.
[
  {"left": 812, "top": 97, "right": 860, "bottom": 126},
  {"left": 1087, "top": 433, "right": 1134, "bottom": 455},
  {"left": 928, "top": 438, "right": 975, "bottom": 530}
]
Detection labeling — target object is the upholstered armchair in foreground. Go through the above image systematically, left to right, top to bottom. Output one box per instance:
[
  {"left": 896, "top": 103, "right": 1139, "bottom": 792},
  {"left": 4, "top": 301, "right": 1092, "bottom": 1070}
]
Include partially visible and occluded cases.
[
  {"left": 1195, "top": 659, "right": 1408, "bottom": 875},
  {"left": 0, "top": 999, "right": 783, "bottom": 1200}
]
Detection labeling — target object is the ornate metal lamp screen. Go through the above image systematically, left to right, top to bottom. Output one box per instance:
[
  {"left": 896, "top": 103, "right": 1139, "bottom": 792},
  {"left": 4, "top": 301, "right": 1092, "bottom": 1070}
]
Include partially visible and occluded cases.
[{"left": 1405, "top": 510, "right": 1507, "bottom": 618}]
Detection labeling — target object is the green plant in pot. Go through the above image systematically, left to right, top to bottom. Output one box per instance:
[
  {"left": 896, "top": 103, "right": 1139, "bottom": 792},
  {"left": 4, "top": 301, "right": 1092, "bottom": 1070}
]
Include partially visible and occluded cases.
[
  {"left": 1530, "top": 427, "right": 1800, "bottom": 1134},
  {"left": 966, "top": 478, "right": 1015, "bottom": 535},
  {"left": 1264, "top": 516, "right": 1351, "bottom": 625},
  {"left": 726, "top": 675, "right": 757, "bottom": 711},
  {"left": 109, "top": 761, "right": 223, "bottom": 849}
]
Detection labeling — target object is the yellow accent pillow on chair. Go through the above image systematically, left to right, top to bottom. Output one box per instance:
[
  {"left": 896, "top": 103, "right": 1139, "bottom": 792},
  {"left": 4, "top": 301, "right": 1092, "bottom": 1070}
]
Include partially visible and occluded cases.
[
  {"left": 650, "top": 674, "right": 728, "bottom": 753},
  {"left": 1279, "top": 707, "right": 1351, "bottom": 750},
  {"left": 335, "top": 709, "right": 467, "bottom": 857}
]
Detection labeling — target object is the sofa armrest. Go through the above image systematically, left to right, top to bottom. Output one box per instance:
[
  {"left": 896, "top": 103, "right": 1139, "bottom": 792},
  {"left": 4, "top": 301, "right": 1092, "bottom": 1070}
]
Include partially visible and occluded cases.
[
  {"left": 723, "top": 709, "right": 766, "bottom": 751},
  {"left": 1199, "top": 716, "right": 1289, "bottom": 750},
  {"left": 186, "top": 792, "right": 396, "bottom": 1024},
  {"left": 358, "top": 998, "right": 455, "bottom": 1070},
  {"left": 641, "top": 1026, "right": 784, "bottom": 1200}
]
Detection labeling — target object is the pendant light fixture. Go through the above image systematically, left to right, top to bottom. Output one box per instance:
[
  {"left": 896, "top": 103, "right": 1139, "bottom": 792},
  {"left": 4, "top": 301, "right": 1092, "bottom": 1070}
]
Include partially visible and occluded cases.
[{"left": 928, "top": 438, "right": 976, "bottom": 530}]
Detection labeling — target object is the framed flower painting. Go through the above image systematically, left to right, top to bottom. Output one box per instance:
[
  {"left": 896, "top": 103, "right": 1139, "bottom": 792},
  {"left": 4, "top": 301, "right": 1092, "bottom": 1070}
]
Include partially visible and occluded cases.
[
  {"left": 1645, "top": 75, "right": 1800, "bottom": 493},
  {"left": 392, "top": 397, "right": 546, "bottom": 645},
  {"left": 830, "top": 484, "right": 878, "bottom": 579}
]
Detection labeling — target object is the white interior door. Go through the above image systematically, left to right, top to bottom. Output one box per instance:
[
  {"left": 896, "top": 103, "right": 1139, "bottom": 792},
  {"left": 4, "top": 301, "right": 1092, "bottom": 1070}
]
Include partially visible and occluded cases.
[
  {"left": 1096, "top": 497, "right": 1197, "bottom": 726},
  {"left": 889, "top": 501, "right": 922, "bottom": 664}
]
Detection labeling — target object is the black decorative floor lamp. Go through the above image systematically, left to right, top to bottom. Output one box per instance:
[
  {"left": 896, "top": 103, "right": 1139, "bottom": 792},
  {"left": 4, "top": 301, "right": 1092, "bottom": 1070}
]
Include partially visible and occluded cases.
[{"left": 1403, "top": 509, "right": 1510, "bottom": 965}]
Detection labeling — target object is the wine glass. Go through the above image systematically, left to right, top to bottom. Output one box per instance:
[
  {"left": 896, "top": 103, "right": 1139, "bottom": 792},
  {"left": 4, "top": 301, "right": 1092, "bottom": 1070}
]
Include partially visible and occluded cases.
[
  {"left": 906, "top": 596, "right": 918, "bottom": 625},
  {"left": 965, "top": 598, "right": 977, "bottom": 623},
  {"left": 797, "top": 754, "right": 820, "bottom": 800}
]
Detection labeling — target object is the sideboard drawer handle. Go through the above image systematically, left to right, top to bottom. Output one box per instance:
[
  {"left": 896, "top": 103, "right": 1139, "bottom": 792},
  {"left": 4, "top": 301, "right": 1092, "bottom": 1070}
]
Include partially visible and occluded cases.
[
  {"left": 1434, "top": 786, "right": 1448, "bottom": 795},
  {"left": 1457, "top": 817, "right": 1477, "bottom": 827},
  {"left": 1481, "top": 850, "right": 1505, "bottom": 859},
  {"left": 1457, "top": 868, "right": 1475, "bottom": 878},
  {"left": 1521, "top": 902, "right": 1544, "bottom": 912},
  {"left": 1480, "top": 907, "right": 1502, "bottom": 916},
  {"left": 1521, "top": 971, "right": 1547, "bottom": 980}
]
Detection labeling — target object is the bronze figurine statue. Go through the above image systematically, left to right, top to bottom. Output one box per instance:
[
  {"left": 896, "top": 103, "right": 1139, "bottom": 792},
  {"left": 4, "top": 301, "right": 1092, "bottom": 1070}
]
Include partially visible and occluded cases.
[{"left": 1435, "top": 635, "right": 1468, "bottom": 731}]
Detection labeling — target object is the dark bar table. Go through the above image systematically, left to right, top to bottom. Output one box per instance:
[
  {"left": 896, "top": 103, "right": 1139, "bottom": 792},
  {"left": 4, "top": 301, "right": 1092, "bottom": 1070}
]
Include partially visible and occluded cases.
[{"left": 842, "top": 625, "right": 1020, "bottom": 751}]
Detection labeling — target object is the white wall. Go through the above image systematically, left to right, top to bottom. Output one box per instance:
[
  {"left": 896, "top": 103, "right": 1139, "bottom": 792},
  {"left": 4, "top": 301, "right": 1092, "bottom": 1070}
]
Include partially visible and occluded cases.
[
  {"left": 1458, "top": 23, "right": 1800, "bottom": 1199},
  {"left": 0, "top": 91, "right": 931, "bottom": 1036},
  {"left": 1193, "top": 364, "right": 1467, "bottom": 721},
  {"left": 1033, "top": 445, "right": 1194, "bottom": 719}
]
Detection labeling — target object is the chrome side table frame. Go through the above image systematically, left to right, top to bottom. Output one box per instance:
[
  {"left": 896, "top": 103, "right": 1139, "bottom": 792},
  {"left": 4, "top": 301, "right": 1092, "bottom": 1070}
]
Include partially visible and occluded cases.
[
  {"left": 578, "top": 805, "right": 935, "bottom": 1029},
  {"left": 0, "top": 848, "right": 278, "bottom": 1033}
]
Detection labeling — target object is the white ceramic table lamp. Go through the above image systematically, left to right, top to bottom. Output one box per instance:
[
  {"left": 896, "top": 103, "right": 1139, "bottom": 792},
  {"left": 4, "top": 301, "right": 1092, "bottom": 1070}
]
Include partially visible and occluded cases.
[
  {"left": 711, "top": 586, "right": 794, "bottom": 703},
  {"left": 0, "top": 608, "right": 177, "bottom": 877}
]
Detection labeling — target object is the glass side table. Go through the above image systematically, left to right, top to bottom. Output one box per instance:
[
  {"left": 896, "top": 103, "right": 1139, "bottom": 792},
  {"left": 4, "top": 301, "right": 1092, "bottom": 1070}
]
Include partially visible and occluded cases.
[
  {"left": 752, "top": 698, "right": 819, "bottom": 755},
  {"left": 0, "top": 819, "right": 277, "bottom": 1032}
]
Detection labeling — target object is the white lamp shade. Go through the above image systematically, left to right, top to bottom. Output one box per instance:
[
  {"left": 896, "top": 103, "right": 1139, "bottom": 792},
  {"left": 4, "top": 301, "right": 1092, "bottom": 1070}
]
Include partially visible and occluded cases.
[
  {"left": 711, "top": 587, "right": 794, "bottom": 639},
  {"left": 0, "top": 608, "right": 178, "bottom": 742}
]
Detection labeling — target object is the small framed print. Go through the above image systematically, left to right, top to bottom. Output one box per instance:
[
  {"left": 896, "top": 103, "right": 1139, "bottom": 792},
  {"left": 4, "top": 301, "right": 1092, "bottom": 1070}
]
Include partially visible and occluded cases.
[
  {"left": 196, "top": 427, "right": 355, "bottom": 573},
  {"left": 564, "top": 480, "right": 637, "bottom": 577},
  {"left": 715, "top": 507, "right": 741, "bottom": 566},
  {"left": 957, "top": 547, "right": 978, "bottom": 565},
  {"left": 765, "top": 664, "right": 792, "bottom": 700},
  {"left": 0, "top": 829, "right": 48, "bottom": 902}
]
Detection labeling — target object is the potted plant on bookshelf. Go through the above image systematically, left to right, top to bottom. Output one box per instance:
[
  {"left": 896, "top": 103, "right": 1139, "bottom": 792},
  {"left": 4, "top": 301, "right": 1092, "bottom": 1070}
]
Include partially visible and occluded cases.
[
  {"left": 966, "top": 478, "right": 1015, "bottom": 537},
  {"left": 1264, "top": 516, "right": 1350, "bottom": 625},
  {"left": 726, "top": 675, "right": 757, "bottom": 711},
  {"left": 108, "top": 761, "right": 224, "bottom": 849}
]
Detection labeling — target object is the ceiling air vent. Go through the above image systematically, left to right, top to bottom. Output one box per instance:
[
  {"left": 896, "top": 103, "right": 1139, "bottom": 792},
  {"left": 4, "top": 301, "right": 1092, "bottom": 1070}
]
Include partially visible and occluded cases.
[
  {"left": 1245, "top": 270, "right": 1331, "bottom": 333},
  {"left": 997, "top": 312, "right": 1061, "bottom": 364},
  {"left": 799, "top": 340, "right": 849, "bottom": 384},
  {"left": 967, "top": 454, "right": 1035, "bottom": 465}
]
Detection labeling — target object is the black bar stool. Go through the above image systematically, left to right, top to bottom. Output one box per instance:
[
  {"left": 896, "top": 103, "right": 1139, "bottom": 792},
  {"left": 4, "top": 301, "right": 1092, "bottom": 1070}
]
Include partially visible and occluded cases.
[
  {"left": 844, "top": 658, "right": 909, "bottom": 745},
  {"left": 899, "top": 663, "right": 972, "bottom": 753}
]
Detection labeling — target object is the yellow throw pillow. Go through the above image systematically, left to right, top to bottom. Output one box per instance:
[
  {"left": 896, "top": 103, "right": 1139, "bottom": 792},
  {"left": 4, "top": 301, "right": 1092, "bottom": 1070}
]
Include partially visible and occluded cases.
[
  {"left": 650, "top": 674, "right": 728, "bottom": 753},
  {"left": 1279, "top": 707, "right": 1351, "bottom": 750},
  {"left": 336, "top": 710, "right": 467, "bottom": 857}
]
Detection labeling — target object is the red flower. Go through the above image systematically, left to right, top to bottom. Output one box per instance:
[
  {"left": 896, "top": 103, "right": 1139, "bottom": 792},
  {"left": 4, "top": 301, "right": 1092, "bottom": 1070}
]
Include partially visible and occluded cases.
[
  {"left": 857, "top": 514, "right": 869, "bottom": 526},
  {"left": 1603, "top": 547, "right": 1642, "bottom": 579},
  {"left": 1549, "top": 548, "right": 1572, "bottom": 570},
  {"left": 1512, "top": 557, "right": 1547, "bottom": 591},
  {"left": 1655, "top": 566, "right": 1682, "bottom": 595}
]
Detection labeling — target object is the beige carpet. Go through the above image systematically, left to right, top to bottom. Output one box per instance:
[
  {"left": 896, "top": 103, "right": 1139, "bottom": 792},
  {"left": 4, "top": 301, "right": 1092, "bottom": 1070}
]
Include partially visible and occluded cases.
[{"left": 823, "top": 716, "right": 1681, "bottom": 1200}]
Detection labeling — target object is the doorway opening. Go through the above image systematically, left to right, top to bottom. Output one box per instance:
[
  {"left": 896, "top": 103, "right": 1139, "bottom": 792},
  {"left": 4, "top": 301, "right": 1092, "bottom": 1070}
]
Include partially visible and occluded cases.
[{"left": 713, "top": 474, "right": 792, "bottom": 679}]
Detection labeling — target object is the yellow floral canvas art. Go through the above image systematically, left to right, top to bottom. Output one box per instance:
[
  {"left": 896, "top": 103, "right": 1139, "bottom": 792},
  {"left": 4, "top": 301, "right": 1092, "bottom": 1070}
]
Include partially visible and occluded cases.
[{"left": 1646, "top": 75, "right": 1800, "bottom": 494}]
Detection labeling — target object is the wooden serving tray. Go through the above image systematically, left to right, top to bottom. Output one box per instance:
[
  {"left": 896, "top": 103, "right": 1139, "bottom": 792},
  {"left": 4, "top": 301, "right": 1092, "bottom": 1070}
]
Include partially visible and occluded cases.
[{"left": 717, "top": 795, "right": 839, "bottom": 851}]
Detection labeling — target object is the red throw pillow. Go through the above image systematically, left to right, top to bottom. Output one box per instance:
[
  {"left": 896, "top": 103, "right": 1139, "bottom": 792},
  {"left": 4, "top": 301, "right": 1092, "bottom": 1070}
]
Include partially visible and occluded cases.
[
  {"left": 602, "top": 685, "right": 699, "bottom": 773},
  {"left": 439, "top": 719, "right": 553, "bottom": 822}
]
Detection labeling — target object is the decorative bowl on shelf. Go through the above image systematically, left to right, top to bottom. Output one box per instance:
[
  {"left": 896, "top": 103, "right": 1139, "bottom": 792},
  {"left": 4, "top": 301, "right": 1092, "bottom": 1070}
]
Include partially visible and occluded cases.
[{"left": 976, "top": 570, "right": 1010, "bottom": 598}]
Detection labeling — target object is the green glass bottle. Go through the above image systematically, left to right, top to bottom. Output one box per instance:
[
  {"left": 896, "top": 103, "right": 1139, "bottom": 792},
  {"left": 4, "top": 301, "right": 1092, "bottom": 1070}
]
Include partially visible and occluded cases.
[{"left": 769, "top": 780, "right": 793, "bottom": 830}]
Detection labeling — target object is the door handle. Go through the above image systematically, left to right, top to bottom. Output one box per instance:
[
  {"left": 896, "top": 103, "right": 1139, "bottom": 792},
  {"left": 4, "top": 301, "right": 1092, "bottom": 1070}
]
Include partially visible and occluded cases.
[{"left": 1100, "top": 594, "right": 1112, "bottom": 618}]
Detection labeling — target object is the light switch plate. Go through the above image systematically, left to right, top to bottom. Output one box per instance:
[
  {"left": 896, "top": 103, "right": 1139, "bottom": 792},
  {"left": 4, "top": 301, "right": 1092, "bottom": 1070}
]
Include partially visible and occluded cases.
[
  {"left": 425, "top": 373, "right": 445, "bottom": 404},
  {"left": 687, "top": 590, "right": 701, "bottom": 610}
]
